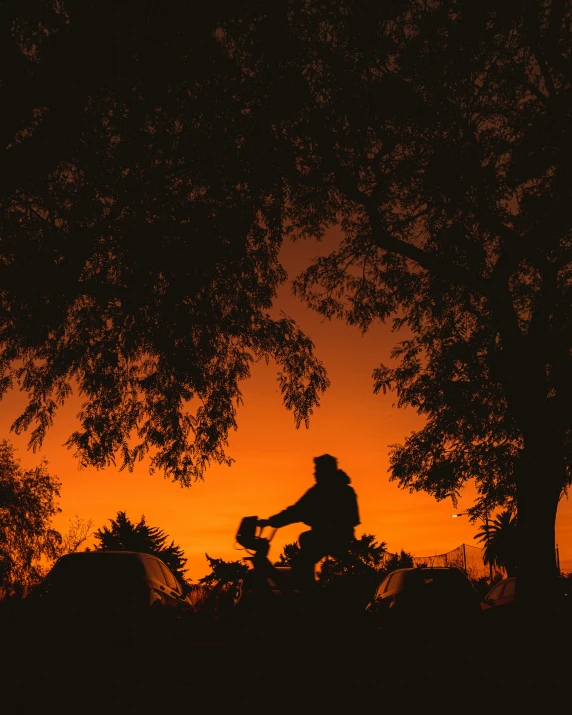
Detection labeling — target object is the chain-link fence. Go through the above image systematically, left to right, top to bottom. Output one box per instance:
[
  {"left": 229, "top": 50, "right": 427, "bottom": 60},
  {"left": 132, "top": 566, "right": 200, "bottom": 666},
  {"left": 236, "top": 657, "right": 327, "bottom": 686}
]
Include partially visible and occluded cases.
[{"left": 383, "top": 543, "right": 504, "bottom": 581}]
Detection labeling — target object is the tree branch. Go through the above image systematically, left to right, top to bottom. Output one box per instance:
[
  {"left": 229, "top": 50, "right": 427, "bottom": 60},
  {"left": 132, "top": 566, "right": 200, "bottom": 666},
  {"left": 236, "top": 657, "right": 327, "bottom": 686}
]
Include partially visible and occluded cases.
[
  {"left": 304, "top": 100, "right": 492, "bottom": 298},
  {"left": 363, "top": 202, "right": 490, "bottom": 296}
]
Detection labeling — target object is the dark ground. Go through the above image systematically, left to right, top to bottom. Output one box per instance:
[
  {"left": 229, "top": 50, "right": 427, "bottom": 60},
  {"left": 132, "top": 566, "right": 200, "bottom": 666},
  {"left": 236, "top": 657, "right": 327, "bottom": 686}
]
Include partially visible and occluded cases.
[{"left": 2, "top": 601, "right": 569, "bottom": 712}]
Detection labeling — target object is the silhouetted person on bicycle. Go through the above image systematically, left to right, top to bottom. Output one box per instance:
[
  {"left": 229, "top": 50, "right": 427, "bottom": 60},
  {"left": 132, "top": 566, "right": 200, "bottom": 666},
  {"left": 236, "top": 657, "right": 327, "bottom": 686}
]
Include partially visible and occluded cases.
[{"left": 258, "top": 454, "right": 360, "bottom": 595}]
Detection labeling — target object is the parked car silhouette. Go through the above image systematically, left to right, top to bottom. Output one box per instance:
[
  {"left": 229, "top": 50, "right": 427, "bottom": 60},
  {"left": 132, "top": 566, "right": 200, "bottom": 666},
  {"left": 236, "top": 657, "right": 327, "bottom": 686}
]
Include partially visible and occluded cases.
[
  {"left": 25, "top": 550, "right": 195, "bottom": 645},
  {"left": 365, "top": 566, "right": 482, "bottom": 634},
  {"left": 481, "top": 575, "right": 572, "bottom": 618},
  {"left": 481, "top": 576, "right": 516, "bottom": 611}
]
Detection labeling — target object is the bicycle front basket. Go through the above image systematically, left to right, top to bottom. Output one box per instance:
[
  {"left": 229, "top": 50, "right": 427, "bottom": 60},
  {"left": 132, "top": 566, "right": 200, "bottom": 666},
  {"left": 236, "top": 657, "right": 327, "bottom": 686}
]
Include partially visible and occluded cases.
[{"left": 236, "top": 516, "right": 259, "bottom": 549}]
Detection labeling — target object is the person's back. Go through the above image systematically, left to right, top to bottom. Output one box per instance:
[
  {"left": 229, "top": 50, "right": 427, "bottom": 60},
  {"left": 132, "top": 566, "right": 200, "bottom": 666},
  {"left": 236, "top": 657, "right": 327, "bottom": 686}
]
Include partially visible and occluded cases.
[
  {"left": 260, "top": 454, "right": 360, "bottom": 592},
  {"left": 291, "top": 467, "right": 359, "bottom": 538}
]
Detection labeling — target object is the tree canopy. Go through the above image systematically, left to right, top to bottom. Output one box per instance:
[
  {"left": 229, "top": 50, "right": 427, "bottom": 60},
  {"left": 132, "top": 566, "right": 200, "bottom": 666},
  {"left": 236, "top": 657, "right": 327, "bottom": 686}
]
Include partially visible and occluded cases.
[
  {"left": 1, "top": 0, "right": 570, "bottom": 611},
  {"left": 213, "top": 0, "right": 571, "bottom": 600},
  {"left": 0, "top": 1, "right": 328, "bottom": 485},
  {"left": 0, "top": 439, "right": 61, "bottom": 598},
  {"left": 93, "top": 510, "right": 189, "bottom": 586}
]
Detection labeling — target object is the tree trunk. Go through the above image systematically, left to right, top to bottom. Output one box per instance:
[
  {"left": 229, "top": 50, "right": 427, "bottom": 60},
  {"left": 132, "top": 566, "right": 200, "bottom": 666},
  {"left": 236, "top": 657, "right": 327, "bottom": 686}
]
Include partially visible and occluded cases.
[
  {"left": 492, "top": 299, "right": 570, "bottom": 672},
  {"left": 492, "top": 305, "right": 563, "bottom": 606},
  {"left": 515, "top": 424, "right": 564, "bottom": 637}
]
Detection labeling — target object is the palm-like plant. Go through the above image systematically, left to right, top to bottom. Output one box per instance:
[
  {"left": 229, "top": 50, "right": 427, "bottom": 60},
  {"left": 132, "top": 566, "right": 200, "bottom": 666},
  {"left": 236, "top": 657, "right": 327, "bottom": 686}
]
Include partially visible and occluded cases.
[{"left": 475, "top": 510, "right": 518, "bottom": 577}]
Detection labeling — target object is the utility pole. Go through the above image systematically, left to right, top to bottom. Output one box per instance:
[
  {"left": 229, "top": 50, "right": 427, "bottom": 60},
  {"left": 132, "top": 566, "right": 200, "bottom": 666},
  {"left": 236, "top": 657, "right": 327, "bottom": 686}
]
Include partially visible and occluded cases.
[
  {"left": 484, "top": 504, "right": 493, "bottom": 584},
  {"left": 452, "top": 508, "right": 494, "bottom": 583}
]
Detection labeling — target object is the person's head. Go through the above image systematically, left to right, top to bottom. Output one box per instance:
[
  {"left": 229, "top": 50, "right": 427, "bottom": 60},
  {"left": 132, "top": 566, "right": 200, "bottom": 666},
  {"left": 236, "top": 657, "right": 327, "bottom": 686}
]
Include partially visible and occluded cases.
[{"left": 313, "top": 453, "right": 338, "bottom": 483}]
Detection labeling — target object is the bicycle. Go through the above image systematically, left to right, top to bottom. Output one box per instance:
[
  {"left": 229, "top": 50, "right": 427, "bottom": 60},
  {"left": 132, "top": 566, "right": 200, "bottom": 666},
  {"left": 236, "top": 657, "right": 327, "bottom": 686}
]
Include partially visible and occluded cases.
[
  {"left": 233, "top": 516, "right": 368, "bottom": 648},
  {"left": 234, "top": 516, "right": 299, "bottom": 606}
]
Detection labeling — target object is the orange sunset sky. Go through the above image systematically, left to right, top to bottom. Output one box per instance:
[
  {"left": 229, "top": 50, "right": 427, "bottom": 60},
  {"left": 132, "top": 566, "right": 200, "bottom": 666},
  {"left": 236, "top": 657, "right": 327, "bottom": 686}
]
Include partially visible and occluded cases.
[{"left": 3, "top": 227, "right": 571, "bottom": 580}]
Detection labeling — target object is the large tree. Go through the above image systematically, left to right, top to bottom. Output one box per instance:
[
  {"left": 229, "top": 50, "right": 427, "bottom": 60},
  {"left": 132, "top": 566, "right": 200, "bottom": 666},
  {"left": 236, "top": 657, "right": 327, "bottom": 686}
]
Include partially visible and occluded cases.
[
  {"left": 0, "top": 1, "right": 328, "bottom": 484},
  {"left": 2, "top": 1, "right": 571, "bottom": 621},
  {"left": 209, "top": 1, "right": 572, "bottom": 619},
  {"left": 0, "top": 439, "right": 62, "bottom": 598}
]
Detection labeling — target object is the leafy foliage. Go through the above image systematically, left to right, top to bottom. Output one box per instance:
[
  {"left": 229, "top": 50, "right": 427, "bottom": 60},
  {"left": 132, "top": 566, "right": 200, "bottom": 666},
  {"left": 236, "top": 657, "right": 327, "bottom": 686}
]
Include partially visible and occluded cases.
[
  {"left": 1, "top": 0, "right": 570, "bottom": 597},
  {"left": 0, "top": 1, "right": 329, "bottom": 485},
  {"left": 213, "top": 1, "right": 572, "bottom": 590},
  {"left": 0, "top": 440, "right": 62, "bottom": 598},
  {"left": 93, "top": 510, "right": 189, "bottom": 586},
  {"left": 475, "top": 510, "right": 519, "bottom": 578},
  {"left": 271, "top": 534, "right": 414, "bottom": 606},
  {"left": 317, "top": 534, "right": 391, "bottom": 607},
  {"left": 318, "top": 534, "right": 388, "bottom": 583},
  {"left": 273, "top": 541, "right": 302, "bottom": 567},
  {"left": 381, "top": 549, "right": 414, "bottom": 573},
  {"left": 198, "top": 554, "right": 249, "bottom": 613},
  {"left": 198, "top": 554, "right": 250, "bottom": 590}
]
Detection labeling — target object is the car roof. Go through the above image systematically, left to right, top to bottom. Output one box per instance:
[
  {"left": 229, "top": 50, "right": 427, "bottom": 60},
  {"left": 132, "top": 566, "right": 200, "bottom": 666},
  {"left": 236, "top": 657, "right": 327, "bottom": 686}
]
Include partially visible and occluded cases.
[
  {"left": 54, "top": 551, "right": 172, "bottom": 568},
  {"left": 59, "top": 551, "right": 155, "bottom": 558},
  {"left": 388, "top": 567, "right": 464, "bottom": 574}
]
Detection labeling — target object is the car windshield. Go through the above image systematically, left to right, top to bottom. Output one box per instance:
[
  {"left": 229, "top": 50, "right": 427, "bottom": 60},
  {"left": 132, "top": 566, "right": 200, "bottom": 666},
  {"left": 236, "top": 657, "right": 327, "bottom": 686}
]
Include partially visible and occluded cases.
[{"left": 46, "top": 553, "right": 146, "bottom": 584}]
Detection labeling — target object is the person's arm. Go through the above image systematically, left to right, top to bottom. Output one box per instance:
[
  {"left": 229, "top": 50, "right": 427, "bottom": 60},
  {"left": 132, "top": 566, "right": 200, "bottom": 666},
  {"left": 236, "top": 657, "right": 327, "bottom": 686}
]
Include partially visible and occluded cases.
[
  {"left": 261, "top": 488, "right": 313, "bottom": 528},
  {"left": 267, "top": 503, "right": 301, "bottom": 528}
]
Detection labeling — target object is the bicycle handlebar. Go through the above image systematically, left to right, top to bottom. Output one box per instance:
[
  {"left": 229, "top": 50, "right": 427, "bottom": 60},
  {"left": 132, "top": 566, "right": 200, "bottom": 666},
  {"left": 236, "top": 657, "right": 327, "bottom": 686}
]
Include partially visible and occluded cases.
[{"left": 236, "top": 515, "right": 276, "bottom": 551}]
